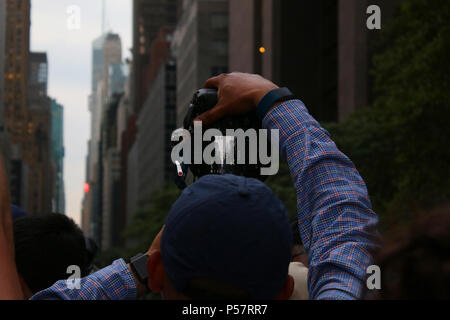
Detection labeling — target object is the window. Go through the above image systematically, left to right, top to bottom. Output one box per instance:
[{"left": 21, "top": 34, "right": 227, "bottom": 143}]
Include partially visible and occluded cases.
[{"left": 38, "top": 63, "right": 48, "bottom": 83}]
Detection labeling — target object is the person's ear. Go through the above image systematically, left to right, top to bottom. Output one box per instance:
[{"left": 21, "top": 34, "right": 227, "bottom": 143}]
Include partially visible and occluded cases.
[
  {"left": 147, "top": 250, "right": 165, "bottom": 293},
  {"left": 276, "top": 275, "right": 294, "bottom": 300}
]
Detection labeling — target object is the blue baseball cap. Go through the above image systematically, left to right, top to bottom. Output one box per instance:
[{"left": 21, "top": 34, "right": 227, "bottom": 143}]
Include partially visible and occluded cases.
[{"left": 161, "top": 174, "right": 292, "bottom": 299}]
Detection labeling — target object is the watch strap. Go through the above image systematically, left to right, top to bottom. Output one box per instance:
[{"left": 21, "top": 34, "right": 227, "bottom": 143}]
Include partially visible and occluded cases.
[
  {"left": 256, "top": 87, "right": 295, "bottom": 120},
  {"left": 130, "top": 253, "right": 150, "bottom": 291}
]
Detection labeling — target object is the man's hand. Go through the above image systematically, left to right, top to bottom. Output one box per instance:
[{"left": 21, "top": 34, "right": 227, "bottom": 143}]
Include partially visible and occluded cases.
[{"left": 195, "top": 73, "right": 279, "bottom": 127}]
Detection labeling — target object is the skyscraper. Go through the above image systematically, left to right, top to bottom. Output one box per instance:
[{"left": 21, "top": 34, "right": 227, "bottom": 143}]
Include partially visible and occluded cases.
[
  {"left": 0, "top": 0, "right": 8, "bottom": 161},
  {"left": 0, "top": 0, "right": 5, "bottom": 133},
  {"left": 3, "top": 0, "right": 31, "bottom": 143},
  {"left": 3, "top": 0, "right": 34, "bottom": 212},
  {"left": 115, "top": 0, "right": 179, "bottom": 245},
  {"left": 132, "top": 0, "right": 178, "bottom": 113},
  {"left": 172, "top": 0, "right": 229, "bottom": 126},
  {"left": 131, "top": 27, "right": 176, "bottom": 221},
  {"left": 134, "top": 28, "right": 177, "bottom": 212},
  {"left": 83, "top": 32, "right": 122, "bottom": 245},
  {"left": 87, "top": 33, "right": 122, "bottom": 187},
  {"left": 91, "top": 34, "right": 107, "bottom": 92},
  {"left": 102, "top": 34, "right": 122, "bottom": 94},
  {"left": 27, "top": 52, "right": 53, "bottom": 216},
  {"left": 28, "top": 52, "right": 48, "bottom": 100},
  {"left": 136, "top": 59, "right": 176, "bottom": 213},
  {"left": 107, "top": 63, "right": 127, "bottom": 98},
  {"left": 101, "top": 64, "right": 128, "bottom": 249},
  {"left": 101, "top": 93, "right": 123, "bottom": 249},
  {"left": 51, "top": 99, "right": 65, "bottom": 214}
]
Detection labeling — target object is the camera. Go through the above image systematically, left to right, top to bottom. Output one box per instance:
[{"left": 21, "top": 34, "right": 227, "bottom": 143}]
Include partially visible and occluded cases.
[{"left": 173, "top": 88, "right": 272, "bottom": 189}]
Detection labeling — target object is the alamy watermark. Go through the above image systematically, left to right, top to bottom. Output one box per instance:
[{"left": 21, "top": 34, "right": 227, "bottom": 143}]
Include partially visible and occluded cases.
[
  {"left": 67, "top": 5, "right": 81, "bottom": 31},
  {"left": 367, "top": 5, "right": 382, "bottom": 30},
  {"left": 171, "top": 122, "right": 280, "bottom": 176},
  {"left": 66, "top": 265, "right": 81, "bottom": 290},
  {"left": 366, "top": 265, "right": 381, "bottom": 290}
]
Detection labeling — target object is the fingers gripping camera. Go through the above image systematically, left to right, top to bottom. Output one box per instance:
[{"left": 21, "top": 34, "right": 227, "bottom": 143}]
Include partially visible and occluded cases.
[{"left": 171, "top": 89, "right": 280, "bottom": 189}]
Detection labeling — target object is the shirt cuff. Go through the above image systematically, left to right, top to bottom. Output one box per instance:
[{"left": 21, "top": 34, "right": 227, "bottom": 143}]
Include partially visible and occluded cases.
[{"left": 262, "top": 99, "right": 312, "bottom": 134}]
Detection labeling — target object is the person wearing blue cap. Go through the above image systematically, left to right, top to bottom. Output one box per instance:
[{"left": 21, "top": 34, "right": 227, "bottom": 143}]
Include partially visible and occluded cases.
[
  {"left": 1, "top": 73, "right": 378, "bottom": 300},
  {"left": 151, "top": 174, "right": 295, "bottom": 299}
]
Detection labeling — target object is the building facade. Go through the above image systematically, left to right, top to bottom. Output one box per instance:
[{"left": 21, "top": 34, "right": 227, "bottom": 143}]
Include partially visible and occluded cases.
[
  {"left": 0, "top": 0, "right": 8, "bottom": 163},
  {"left": 0, "top": 0, "right": 6, "bottom": 133},
  {"left": 3, "top": 0, "right": 31, "bottom": 207},
  {"left": 3, "top": 0, "right": 31, "bottom": 138},
  {"left": 114, "top": 0, "right": 180, "bottom": 242},
  {"left": 132, "top": 0, "right": 178, "bottom": 113},
  {"left": 172, "top": 0, "right": 229, "bottom": 126},
  {"left": 229, "top": 0, "right": 401, "bottom": 122},
  {"left": 229, "top": 0, "right": 338, "bottom": 122},
  {"left": 2, "top": 1, "right": 53, "bottom": 216},
  {"left": 82, "top": 32, "right": 123, "bottom": 243},
  {"left": 91, "top": 34, "right": 107, "bottom": 92},
  {"left": 102, "top": 34, "right": 122, "bottom": 97},
  {"left": 27, "top": 52, "right": 53, "bottom": 216},
  {"left": 28, "top": 52, "right": 48, "bottom": 99},
  {"left": 136, "top": 60, "right": 177, "bottom": 213},
  {"left": 99, "top": 62, "right": 128, "bottom": 249},
  {"left": 101, "top": 92, "right": 124, "bottom": 249},
  {"left": 50, "top": 99, "right": 65, "bottom": 214}
]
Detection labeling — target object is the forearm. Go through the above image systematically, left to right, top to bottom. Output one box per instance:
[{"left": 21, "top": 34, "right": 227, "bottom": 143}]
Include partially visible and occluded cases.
[
  {"left": 263, "top": 100, "right": 379, "bottom": 299},
  {"left": 0, "top": 156, "right": 24, "bottom": 300},
  {"left": 0, "top": 235, "right": 24, "bottom": 300},
  {"left": 127, "top": 263, "right": 148, "bottom": 297}
]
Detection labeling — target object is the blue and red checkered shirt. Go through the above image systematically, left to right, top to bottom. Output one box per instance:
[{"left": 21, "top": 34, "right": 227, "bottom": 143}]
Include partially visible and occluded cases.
[
  {"left": 31, "top": 99, "right": 378, "bottom": 300},
  {"left": 264, "top": 100, "right": 379, "bottom": 299},
  {"left": 30, "top": 259, "right": 137, "bottom": 300}
]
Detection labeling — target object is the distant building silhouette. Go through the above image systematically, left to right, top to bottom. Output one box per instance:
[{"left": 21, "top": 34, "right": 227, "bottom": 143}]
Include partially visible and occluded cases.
[
  {"left": 82, "top": 32, "right": 123, "bottom": 246},
  {"left": 50, "top": 99, "right": 65, "bottom": 214}
]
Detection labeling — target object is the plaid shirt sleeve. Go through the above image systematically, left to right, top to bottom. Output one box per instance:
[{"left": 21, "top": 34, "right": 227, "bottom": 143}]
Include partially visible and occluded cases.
[
  {"left": 263, "top": 100, "right": 379, "bottom": 300},
  {"left": 30, "top": 259, "right": 138, "bottom": 300}
]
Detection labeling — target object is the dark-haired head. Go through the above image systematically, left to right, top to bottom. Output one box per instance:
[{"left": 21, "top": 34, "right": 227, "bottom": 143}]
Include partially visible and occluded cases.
[{"left": 13, "top": 213, "right": 92, "bottom": 297}]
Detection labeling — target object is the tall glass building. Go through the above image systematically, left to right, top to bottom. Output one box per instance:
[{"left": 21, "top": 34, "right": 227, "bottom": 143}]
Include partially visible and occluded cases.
[{"left": 51, "top": 99, "right": 65, "bottom": 214}]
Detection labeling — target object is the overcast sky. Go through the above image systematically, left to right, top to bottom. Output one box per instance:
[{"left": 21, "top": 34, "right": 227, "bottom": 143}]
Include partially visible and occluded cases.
[{"left": 30, "top": 0, "right": 132, "bottom": 225}]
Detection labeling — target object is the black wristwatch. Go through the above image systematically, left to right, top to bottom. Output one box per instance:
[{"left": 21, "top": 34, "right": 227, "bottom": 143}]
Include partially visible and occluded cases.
[
  {"left": 256, "top": 87, "right": 296, "bottom": 120},
  {"left": 129, "top": 253, "right": 150, "bottom": 291}
]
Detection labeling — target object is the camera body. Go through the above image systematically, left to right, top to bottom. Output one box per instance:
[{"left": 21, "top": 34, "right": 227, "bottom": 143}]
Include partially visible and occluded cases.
[{"left": 174, "top": 88, "right": 268, "bottom": 187}]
